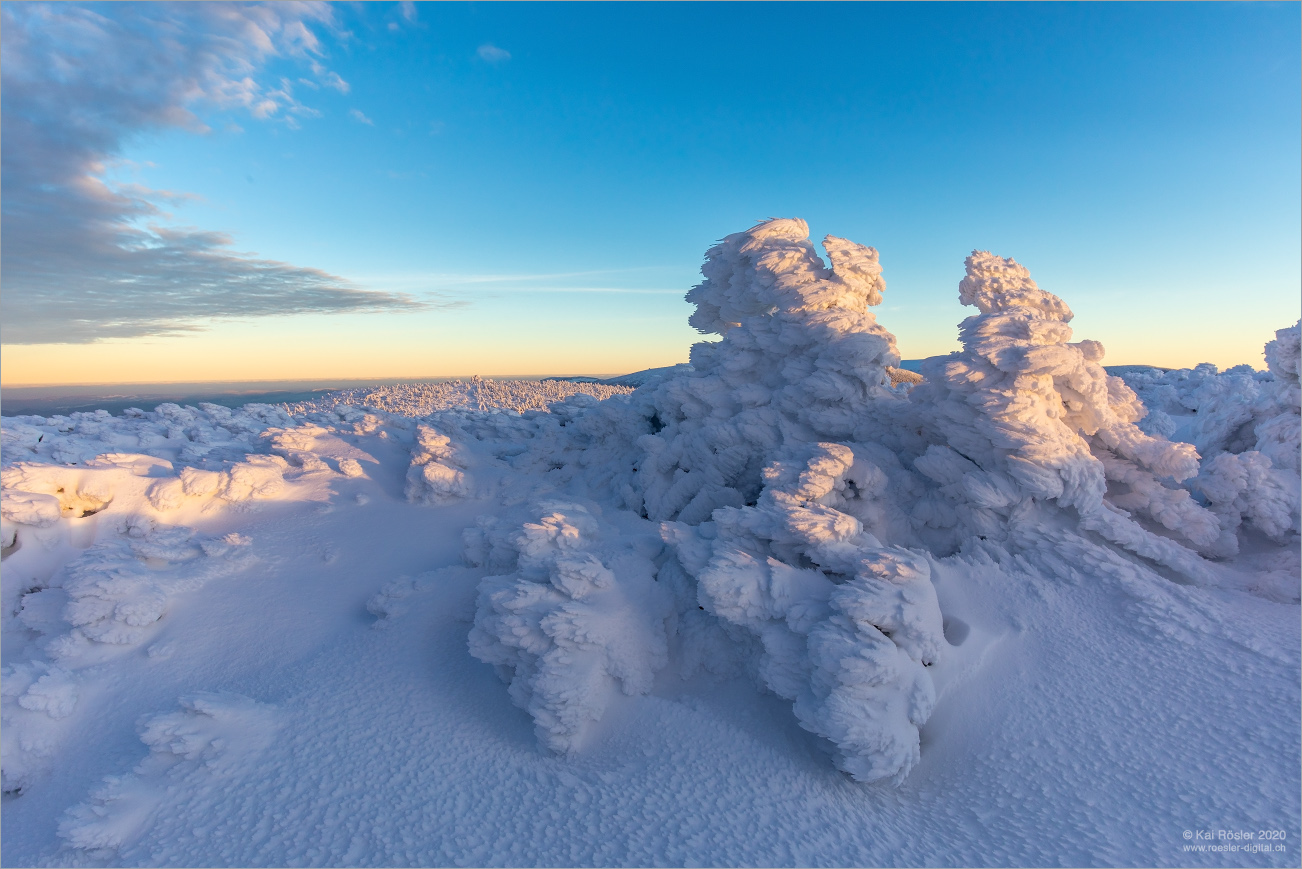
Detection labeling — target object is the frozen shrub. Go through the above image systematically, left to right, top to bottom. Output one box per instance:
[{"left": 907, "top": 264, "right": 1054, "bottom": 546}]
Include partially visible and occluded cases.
[
  {"left": 636, "top": 218, "right": 908, "bottom": 525},
  {"left": 604, "top": 219, "right": 948, "bottom": 783},
  {"left": 909, "top": 252, "right": 1219, "bottom": 577},
  {"left": 1193, "top": 321, "right": 1302, "bottom": 547},
  {"left": 1256, "top": 321, "right": 1301, "bottom": 473},
  {"left": 289, "top": 379, "right": 634, "bottom": 417},
  {"left": 405, "top": 425, "right": 471, "bottom": 504},
  {"left": 666, "top": 442, "right": 944, "bottom": 784},
  {"left": 467, "top": 502, "right": 673, "bottom": 754}
]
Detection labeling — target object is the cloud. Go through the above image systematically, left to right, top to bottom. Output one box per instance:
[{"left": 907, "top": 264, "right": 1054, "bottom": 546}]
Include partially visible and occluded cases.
[
  {"left": 399, "top": 1, "right": 417, "bottom": 23},
  {"left": 0, "top": 2, "right": 418, "bottom": 346},
  {"left": 477, "top": 43, "right": 511, "bottom": 64},
  {"left": 321, "top": 71, "right": 350, "bottom": 94},
  {"left": 349, "top": 108, "right": 375, "bottom": 126}
]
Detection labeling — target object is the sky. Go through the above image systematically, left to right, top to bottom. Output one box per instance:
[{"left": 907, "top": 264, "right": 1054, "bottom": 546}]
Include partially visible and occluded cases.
[{"left": 1, "top": 1, "right": 1299, "bottom": 386}]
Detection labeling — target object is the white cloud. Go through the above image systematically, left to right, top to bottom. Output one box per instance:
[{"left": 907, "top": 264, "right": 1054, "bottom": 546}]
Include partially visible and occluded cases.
[
  {"left": 399, "top": 1, "right": 417, "bottom": 23},
  {"left": 0, "top": 2, "right": 421, "bottom": 345},
  {"left": 477, "top": 43, "right": 511, "bottom": 64},
  {"left": 321, "top": 71, "right": 350, "bottom": 94},
  {"left": 349, "top": 108, "right": 375, "bottom": 126}
]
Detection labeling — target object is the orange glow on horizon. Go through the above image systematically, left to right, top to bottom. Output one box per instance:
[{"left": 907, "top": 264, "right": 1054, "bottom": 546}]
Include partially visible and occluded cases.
[{"left": 1, "top": 323, "right": 1281, "bottom": 388}]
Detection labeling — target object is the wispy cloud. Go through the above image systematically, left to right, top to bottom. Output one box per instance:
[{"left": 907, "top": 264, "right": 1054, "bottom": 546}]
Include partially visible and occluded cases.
[
  {"left": 0, "top": 2, "right": 417, "bottom": 345},
  {"left": 389, "top": 2, "right": 417, "bottom": 32},
  {"left": 477, "top": 43, "right": 511, "bottom": 64},
  {"left": 321, "top": 71, "right": 350, "bottom": 94},
  {"left": 349, "top": 108, "right": 375, "bottom": 126},
  {"left": 351, "top": 267, "right": 684, "bottom": 291},
  {"left": 481, "top": 288, "right": 684, "bottom": 295}
]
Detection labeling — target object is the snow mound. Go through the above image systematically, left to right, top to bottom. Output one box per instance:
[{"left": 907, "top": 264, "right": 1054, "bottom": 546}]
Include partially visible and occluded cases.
[
  {"left": 599, "top": 364, "right": 694, "bottom": 388},
  {"left": 405, "top": 424, "right": 472, "bottom": 504},
  {"left": 145, "top": 454, "right": 291, "bottom": 510},
  {"left": 2, "top": 489, "right": 62, "bottom": 531},
  {"left": 466, "top": 502, "right": 672, "bottom": 754},
  {"left": 2, "top": 518, "right": 252, "bottom": 792},
  {"left": 48, "top": 525, "right": 248, "bottom": 657},
  {"left": 366, "top": 570, "right": 443, "bottom": 625},
  {"left": 0, "top": 661, "right": 80, "bottom": 794},
  {"left": 58, "top": 693, "right": 279, "bottom": 852}
]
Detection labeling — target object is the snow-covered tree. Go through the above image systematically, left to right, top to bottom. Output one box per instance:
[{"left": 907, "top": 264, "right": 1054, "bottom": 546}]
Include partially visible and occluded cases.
[
  {"left": 637, "top": 218, "right": 912, "bottom": 524},
  {"left": 637, "top": 219, "right": 946, "bottom": 784},
  {"left": 908, "top": 252, "right": 1220, "bottom": 577},
  {"left": 1194, "top": 321, "right": 1302, "bottom": 548}
]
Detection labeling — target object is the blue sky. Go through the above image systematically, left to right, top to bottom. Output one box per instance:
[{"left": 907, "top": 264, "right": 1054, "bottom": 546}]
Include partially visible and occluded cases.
[{"left": 2, "top": 1, "right": 1298, "bottom": 384}]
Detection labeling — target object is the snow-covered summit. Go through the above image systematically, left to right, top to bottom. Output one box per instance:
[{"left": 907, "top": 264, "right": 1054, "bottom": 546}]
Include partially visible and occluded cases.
[{"left": 1, "top": 220, "right": 1297, "bottom": 866}]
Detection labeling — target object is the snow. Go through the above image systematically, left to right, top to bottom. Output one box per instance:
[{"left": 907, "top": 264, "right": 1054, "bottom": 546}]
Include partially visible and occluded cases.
[
  {"left": 2, "top": 220, "right": 1298, "bottom": 867},
  {"left": 288, "top": 377, "right": 634, "bottom": 417},
  {"left": 467, "top": 501, "right": 673, "bottom": 755}
]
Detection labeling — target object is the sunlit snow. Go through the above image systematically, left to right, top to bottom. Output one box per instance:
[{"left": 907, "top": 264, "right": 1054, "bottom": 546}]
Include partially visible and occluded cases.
[{"left": 2, "top": 220, "right": 1298, "bottom": 867}]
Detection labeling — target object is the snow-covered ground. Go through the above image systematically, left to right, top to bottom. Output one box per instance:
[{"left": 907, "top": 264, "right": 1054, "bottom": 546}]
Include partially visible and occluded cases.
[{"left": 3, "top": 219, "right": 1298, "bottom": 867}]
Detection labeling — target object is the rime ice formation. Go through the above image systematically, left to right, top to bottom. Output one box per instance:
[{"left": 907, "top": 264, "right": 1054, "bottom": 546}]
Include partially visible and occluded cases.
[
  {"left": 637, "top": 218, "right": 904, "bottom": 525},
  {"left": 601, "top": 219, "right": 945, "bottom": 782},
  {"left": 462, "top": 220, "right": 1297, "bottom": 783},
  {"left": 910, "top": 252, "right": 1219, "bottom": 578},
  {"left": 1113, "top": 321, "right": 1302, "bottom": 552},
  {"left": 1191, "top": 321, "right": 1302, "bottom": 550},
  {"left": 1258, "top": 321, "right": 1302, "bottom": 473},
  {"left": 288, "top": 378, "right": 633, "bottom": 417},
  {"left": 405, "top": 424, "right": 472, "bottom": 504},
  {"left": 665, "top": 443, "right": 944, "bottom": 784},
  {"left": 466, "top": 503, "right": 672, "bottom": 754}
]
